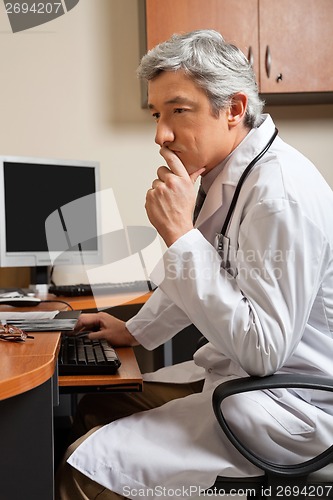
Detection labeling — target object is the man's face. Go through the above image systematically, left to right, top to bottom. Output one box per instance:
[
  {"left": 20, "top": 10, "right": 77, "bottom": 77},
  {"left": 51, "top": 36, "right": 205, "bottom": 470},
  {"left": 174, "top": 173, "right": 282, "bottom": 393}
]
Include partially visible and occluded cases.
[{"left": 148, "top": 70, "right": 234, "bottom": 175}]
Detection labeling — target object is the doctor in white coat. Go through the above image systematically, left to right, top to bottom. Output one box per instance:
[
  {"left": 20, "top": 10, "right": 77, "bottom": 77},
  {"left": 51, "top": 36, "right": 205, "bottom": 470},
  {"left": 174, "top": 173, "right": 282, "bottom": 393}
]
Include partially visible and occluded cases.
[{"left": 56, "top": 30, "right": 333, "bottom": 499}]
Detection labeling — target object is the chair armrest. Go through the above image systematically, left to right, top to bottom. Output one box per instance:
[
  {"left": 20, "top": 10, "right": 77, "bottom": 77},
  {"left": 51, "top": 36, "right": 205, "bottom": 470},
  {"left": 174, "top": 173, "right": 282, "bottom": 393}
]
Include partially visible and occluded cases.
[{"left": 212, "top": 373, "right": 333, "bottom": 478}]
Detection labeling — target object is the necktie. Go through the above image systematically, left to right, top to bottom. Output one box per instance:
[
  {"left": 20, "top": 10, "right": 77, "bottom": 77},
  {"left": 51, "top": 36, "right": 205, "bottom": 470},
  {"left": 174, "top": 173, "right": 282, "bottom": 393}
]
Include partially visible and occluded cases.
[{"left": 193, "top": 184, "right": 206, "bottom": 223}]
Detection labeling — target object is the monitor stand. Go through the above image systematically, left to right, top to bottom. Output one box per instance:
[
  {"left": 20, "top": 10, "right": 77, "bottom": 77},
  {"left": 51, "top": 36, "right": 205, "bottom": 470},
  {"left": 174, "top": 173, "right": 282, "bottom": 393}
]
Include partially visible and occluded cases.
[{"left": 30, "top": 266, "right": 51, "bottom": 294}]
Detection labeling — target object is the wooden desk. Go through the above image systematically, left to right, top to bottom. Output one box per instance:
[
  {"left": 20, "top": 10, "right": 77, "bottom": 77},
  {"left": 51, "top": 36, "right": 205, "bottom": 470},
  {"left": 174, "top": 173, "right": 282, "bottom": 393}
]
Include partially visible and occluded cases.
[
  {"left": 38, "top": 290, "right": 152, "bottom": 311},
  {"left": 14, "top": 292, "right": 146, "bottom": 391},
  {"left": 0, "top": 296, "right": 145, "bottom": 393},
  {"left": 0, "top": 298, "right": 144, "bottom": 500},
  {"left": 0, "top": 331, "right": 60, "bottom": 400},
  {"left": 0, "top": 332, "right": 60, "bottom": 500},
  {"left": 59, "top": 347, "right": 142, "bottom": 393}
]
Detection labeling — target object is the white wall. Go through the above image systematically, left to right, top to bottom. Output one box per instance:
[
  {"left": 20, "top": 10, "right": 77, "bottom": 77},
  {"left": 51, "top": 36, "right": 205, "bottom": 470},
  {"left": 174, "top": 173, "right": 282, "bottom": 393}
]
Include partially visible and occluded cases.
[
  {"left": 0, "top": 0, "right": 160, "bottom": 230},
  {"left": 1, "top": 0, "right": 332, "bottom": 279}
]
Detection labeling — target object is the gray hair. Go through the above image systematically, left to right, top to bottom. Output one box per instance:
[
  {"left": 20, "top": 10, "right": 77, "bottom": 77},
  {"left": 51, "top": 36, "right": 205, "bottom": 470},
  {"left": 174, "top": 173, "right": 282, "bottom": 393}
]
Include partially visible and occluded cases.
[{"left": 137, "top": 30, "right": 264, "bottom": 128}]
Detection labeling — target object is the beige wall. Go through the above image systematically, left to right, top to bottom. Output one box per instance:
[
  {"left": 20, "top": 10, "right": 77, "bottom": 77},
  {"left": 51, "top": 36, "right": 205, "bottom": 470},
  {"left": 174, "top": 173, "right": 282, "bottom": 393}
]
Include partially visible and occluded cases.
[{"left": 1, "top": 0, "right": 332, "bottom": 235}]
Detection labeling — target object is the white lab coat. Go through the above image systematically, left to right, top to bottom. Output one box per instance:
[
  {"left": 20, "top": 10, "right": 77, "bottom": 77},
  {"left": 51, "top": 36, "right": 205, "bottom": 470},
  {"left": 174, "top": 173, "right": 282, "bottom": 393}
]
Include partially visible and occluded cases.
[{"left": 68, "top": 115, "right": 333, "bottom": 498}]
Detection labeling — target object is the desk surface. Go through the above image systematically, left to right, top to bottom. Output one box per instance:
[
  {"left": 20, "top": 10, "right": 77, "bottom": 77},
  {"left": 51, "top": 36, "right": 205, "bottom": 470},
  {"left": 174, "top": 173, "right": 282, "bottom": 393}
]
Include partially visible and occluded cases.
[
  {"left": 0, "top": 290, "right": 152, "bottom": 313},
  {"left": 41, "top": 290, "right": 152, "bottom": 311},
  {"left": 0, "top": 291, "right": 152, "bottom": 314},
  {"left": 0, "top": 292, "right": 146, "bottom": 399},
  {"left": 0, "top": 295, "right": 144, "bottom": 500},
  {"left": 0, "top": 332, "right": 61, "bottom": 400},
  {"left": 0, "top": 332, "right": 143, "bottom": 400},
  {"left": 59, "top": 347, "right": 142, "bottom": 392}
]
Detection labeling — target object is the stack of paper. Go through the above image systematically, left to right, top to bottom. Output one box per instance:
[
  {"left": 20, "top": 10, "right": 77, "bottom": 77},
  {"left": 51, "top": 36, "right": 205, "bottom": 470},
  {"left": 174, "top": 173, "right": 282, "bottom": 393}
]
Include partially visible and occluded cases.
[{"left": 0, "top": 311, "right": 81, "bottom": 332}]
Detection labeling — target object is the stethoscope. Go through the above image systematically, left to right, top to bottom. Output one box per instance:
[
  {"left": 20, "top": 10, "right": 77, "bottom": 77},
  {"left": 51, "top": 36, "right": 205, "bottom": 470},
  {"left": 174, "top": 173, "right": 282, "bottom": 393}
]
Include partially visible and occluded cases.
[{"left": 214, "top": 127, "right": 279, "bottom": 272}]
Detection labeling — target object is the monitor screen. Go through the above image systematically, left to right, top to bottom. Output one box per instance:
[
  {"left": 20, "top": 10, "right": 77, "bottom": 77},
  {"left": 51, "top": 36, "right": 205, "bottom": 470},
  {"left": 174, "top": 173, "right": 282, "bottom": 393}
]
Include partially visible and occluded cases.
[{"left": 0, "top": 156, "right": 101, "bottom": 276}]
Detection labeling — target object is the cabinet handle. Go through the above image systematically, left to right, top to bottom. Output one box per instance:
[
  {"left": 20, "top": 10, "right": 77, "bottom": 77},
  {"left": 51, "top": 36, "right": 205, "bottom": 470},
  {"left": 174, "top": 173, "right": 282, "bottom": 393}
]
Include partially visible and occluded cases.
[
  {"left": 265, "top": 45, "right": 271, "bottom": 78},
  {"left": 247, "top": 46, "right": 254, "bottom": 67}
]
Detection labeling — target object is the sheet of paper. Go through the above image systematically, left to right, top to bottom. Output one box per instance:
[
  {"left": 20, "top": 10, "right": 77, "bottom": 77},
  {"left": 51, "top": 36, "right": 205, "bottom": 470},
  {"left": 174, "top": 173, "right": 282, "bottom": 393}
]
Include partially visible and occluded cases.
[{"left": 0, "top": 311, "right": 59, "bottom": 321}]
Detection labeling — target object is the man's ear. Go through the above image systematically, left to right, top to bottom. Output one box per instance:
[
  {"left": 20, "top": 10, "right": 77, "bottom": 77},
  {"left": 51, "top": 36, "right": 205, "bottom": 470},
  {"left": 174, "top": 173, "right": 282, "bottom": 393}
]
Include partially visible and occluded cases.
[{"left": 227, "top": 93, "right": 248, "bottom": 128}]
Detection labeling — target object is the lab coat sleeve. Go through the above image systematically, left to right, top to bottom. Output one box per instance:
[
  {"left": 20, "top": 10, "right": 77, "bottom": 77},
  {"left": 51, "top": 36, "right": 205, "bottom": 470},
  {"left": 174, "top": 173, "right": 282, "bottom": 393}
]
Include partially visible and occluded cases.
[
  {"left": 150, "top": 200, "right": 329, "bottom": 376},
  {"left": 126, "top": 286, "right": 192, "bottom": 350}
]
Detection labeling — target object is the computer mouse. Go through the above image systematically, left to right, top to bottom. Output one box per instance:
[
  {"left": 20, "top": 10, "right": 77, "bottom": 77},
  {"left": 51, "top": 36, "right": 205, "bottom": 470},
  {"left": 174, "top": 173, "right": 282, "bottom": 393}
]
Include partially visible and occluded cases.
[{"left": 0, "top": 297, "right": 41, "bottom": 307}]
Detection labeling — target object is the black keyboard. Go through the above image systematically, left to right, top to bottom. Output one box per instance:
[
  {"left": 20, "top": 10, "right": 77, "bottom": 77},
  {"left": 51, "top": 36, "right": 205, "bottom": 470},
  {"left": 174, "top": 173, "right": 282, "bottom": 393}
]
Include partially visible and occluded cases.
[
  {"left": 49, "top": 281, "right": 153, "bottom": 297},
  {"left": 58, "top": 335, "right": 121, "bottom": 375}
]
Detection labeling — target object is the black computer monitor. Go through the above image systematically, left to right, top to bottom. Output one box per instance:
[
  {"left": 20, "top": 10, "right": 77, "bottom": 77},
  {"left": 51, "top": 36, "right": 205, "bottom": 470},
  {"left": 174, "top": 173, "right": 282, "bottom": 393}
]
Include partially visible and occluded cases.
[{"left": 0, "top": 155, "right": 101, "bottom": 284}]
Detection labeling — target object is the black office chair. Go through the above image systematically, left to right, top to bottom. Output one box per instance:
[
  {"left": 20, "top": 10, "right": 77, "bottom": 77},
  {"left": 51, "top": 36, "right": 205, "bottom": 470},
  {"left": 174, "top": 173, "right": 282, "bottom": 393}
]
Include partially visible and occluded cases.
[{"left": 210, "top": 373, "right": 333, "bottom": 499}]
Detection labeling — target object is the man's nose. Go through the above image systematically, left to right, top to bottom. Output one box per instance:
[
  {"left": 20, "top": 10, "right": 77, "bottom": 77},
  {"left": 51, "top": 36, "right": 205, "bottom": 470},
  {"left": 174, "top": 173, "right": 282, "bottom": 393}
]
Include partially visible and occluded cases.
[{"left": 155, "top": 121, "right": 174, "bottom": 147}]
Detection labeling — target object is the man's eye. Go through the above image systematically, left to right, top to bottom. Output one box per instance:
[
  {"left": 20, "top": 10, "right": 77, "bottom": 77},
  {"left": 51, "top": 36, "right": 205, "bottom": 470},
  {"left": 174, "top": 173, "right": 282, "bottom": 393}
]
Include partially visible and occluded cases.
[
  {"left": 174, "top": 108, "right": 186, "bottom": 114},
  {"left": 152, "top": 112, "right": 160, "bottom": 120}
]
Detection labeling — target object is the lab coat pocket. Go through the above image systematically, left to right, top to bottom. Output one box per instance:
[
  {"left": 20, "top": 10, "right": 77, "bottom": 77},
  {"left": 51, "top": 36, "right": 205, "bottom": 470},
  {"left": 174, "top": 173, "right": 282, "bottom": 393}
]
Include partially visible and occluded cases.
[{"left": 262, "top": 389, "right": 317, "bottom": 435}]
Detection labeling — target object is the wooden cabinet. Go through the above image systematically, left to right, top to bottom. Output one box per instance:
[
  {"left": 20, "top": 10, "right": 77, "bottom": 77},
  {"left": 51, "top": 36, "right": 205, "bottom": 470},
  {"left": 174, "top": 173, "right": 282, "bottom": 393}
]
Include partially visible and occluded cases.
[
  {"left": 143, "top": 0, "right": 333, "bottom": 95},
  {"left": 145, "top": 0, "right": 259, "bottom": 78},
  {"left": 259, "top": 0, "right": 333, "bottom": 93}
]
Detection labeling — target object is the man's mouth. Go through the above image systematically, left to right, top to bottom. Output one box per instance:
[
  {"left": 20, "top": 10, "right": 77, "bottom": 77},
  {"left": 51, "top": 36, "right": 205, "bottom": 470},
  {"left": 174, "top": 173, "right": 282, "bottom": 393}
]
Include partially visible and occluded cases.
[{"left": 169, "top": 148, "right": 183, "bottom": 156}]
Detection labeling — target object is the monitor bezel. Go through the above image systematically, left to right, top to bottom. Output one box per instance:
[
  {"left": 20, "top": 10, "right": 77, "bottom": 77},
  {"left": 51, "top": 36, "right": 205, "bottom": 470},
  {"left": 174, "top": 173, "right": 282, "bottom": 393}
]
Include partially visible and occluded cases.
[{"left": 0, "top": 155, "right": 102, "bottom": 269}]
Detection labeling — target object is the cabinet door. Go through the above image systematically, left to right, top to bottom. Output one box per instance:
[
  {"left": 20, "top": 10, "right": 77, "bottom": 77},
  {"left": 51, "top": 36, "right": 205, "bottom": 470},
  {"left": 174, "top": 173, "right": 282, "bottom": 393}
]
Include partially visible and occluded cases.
[
  {"left": 145, "top": 0, "right": 260, "bottom": 79},
  {"left": 259, "top": 0, "right": 333, "bottom": 93}
]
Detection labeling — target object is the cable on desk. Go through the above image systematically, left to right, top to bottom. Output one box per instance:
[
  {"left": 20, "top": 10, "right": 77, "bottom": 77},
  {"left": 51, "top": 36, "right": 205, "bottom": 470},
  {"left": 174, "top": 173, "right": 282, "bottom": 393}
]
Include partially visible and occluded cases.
[{"left": 39, "top": 299, "right": 74, "bottom": 311}]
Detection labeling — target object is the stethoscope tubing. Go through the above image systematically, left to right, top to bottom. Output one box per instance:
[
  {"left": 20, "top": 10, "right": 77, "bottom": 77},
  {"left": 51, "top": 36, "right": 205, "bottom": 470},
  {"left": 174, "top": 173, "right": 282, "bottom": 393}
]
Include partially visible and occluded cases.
[{"left": 220, "top": 127, "right": 279, "bottom": 237}]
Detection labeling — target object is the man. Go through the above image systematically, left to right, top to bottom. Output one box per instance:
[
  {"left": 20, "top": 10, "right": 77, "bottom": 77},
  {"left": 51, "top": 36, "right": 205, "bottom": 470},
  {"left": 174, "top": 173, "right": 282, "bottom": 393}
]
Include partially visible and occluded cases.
[{"left": 56, "top": 30, "right": 333, "bottom": 499}]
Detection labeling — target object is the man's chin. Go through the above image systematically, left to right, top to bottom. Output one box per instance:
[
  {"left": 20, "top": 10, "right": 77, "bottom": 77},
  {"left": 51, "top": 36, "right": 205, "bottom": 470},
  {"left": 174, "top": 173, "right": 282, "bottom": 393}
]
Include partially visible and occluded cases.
[{"left": 173, "top": 152, "right": 205, "bottom": 174}]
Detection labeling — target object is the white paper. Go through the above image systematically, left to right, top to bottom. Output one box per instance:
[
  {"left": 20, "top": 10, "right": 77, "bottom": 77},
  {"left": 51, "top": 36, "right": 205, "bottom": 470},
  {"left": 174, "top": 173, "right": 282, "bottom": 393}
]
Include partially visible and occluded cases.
[{"left": 0, "top": 311, "right": 59, "bottom": 321}]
